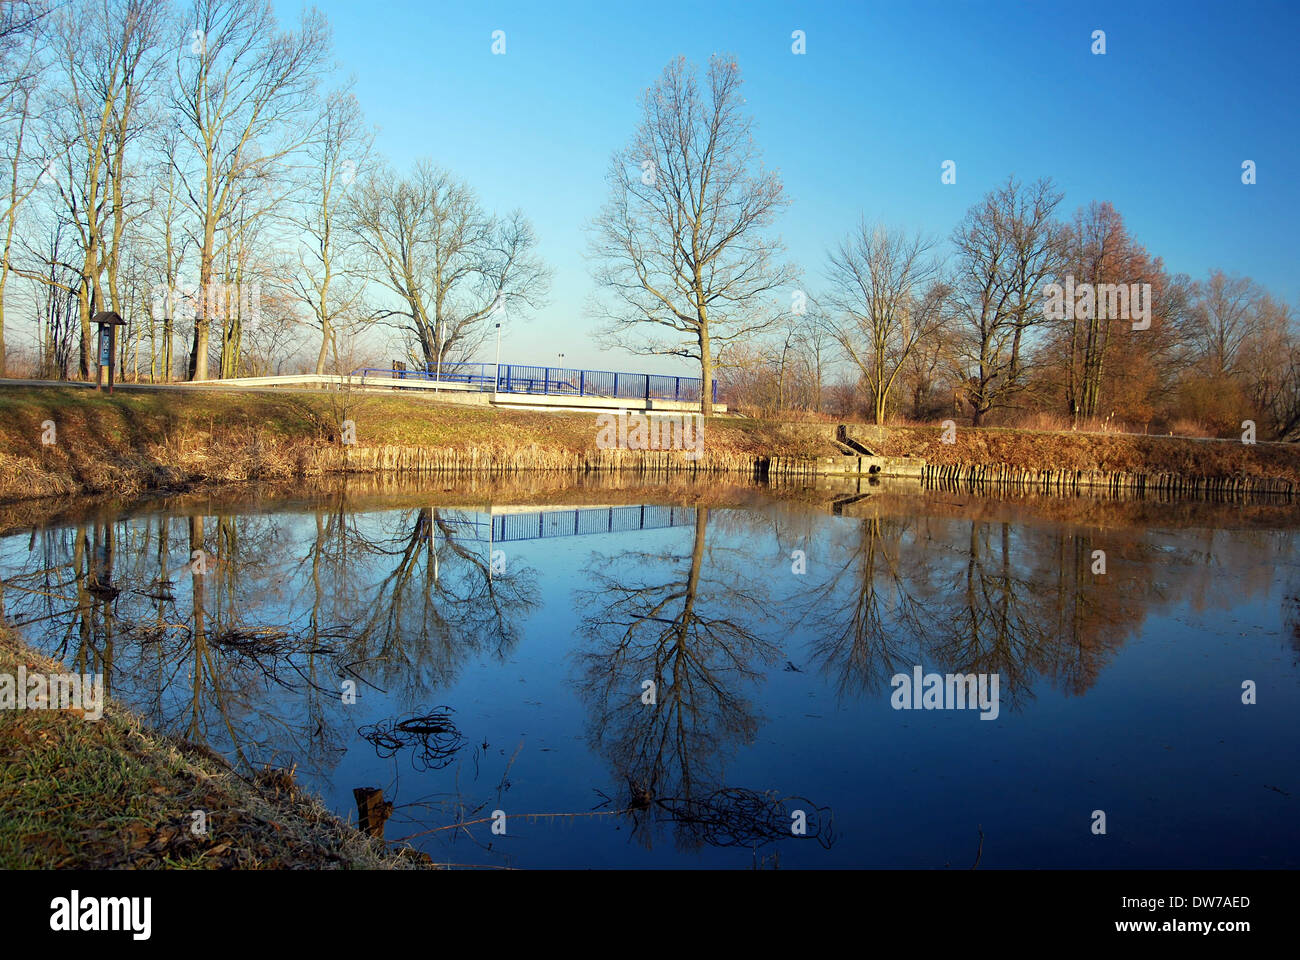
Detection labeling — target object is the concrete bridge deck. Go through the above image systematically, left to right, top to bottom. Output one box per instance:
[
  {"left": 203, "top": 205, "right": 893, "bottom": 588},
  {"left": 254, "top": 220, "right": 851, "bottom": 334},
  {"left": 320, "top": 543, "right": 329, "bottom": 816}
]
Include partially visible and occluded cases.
[{"left": 0, "top": 374, "right": 726, "bottom": 414}]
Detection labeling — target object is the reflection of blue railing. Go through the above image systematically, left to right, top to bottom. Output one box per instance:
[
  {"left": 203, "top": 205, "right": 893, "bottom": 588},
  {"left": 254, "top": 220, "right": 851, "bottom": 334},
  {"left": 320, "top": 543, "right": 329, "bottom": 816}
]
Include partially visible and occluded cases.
[
  {"left": 351, "top": 361, "right": 717, "bottom": 403},
  {"left": 492, "top": 505, "right": 696, "bottom": 542},
  {"left": 428, "top": 506, "right": 696, "bottom": 543}
]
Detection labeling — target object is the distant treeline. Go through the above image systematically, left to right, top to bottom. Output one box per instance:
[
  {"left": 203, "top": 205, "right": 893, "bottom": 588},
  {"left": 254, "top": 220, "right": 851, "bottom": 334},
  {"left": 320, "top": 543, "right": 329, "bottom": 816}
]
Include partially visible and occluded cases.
[{"left": 0, "top": 9, "right": 1294, "bottom": 439}]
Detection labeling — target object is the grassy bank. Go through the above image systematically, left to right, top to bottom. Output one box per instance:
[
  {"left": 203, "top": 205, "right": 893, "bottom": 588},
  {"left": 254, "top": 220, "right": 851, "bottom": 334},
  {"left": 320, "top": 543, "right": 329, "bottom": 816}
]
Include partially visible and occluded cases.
[
  {"left": 0, "top": 385, "right": 1296, "bottom": 506},
  {"left": 0, "top": 386, "right": 834, "bottom": 503},
  {"left": 870, "top": 424, "right": 1300, "bottom": 482},
  {"left": 0, "top": 625, "right": 426, "bottom": 869}
]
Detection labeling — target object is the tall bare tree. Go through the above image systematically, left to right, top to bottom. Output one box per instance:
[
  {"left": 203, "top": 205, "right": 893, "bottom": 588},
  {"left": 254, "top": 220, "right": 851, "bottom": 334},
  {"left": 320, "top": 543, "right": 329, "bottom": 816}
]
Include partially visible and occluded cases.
[
  {"left": 0, "top": 0, "right": 47, "bottom": 88},
  {"left": 33, "top": 0, "right": 167, "bottom": 378},
  {"left": 102, "top": 0, "right": 168, "bottom": 322},
  {"left": 172, "top": 0, "right": 329, "bottom": 380},
  {"left": 0, "top": 19, "right": 43, "bottom": 376},
  {"left": 589, "top": 55, "right": 795, "bottom": 416},
  {"left": 288, "top": 86, "right": 371, "bottom": 375},
  {"left": 147, "top": 126, "right": 190, "bottom": 381},
  {"left": 350, "top": 160, "right": 549, "bottom": 373},
  {"left": 951, "top": 176, "right": 1066, "bottom": 426},
  {"left": 824, "top": 221, "right": 943, "bottom": 424},
  {"left": 1186, "top": 270, "right": 1261, "bottom": 380},
  {"left": 1238, "top": 292, "right": 1298, "bottom": 438}
]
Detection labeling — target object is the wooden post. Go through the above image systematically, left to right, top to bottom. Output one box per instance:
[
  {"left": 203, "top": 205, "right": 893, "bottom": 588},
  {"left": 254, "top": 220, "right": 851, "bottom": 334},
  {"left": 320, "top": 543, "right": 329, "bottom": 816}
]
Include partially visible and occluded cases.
[{"left": 353, "top": 786, "right": 393, "bottom": 839}]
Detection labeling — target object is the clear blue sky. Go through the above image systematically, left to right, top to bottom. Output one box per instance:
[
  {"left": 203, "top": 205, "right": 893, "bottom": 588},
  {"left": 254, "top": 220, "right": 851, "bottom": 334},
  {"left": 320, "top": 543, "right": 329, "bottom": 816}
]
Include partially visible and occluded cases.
[{"left": 278, "top": 0, "right": 1300, "bottom": 372}]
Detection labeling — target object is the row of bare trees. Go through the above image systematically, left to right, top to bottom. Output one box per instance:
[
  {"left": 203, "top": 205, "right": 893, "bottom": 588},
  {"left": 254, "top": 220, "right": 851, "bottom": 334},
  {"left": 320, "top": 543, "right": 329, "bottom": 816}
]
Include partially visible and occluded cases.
[
  {"left": 0, "top": 0, "right": 552, "bottom": 383},
  {"left": 2, "top": 27, "right": 1295, "bottom": 436},
  {"left": 588, "top": 56, "right": 1298, "bottom": 437},
  {"left": 712, "top": 174, "right": 1299, "bottom": 438}
]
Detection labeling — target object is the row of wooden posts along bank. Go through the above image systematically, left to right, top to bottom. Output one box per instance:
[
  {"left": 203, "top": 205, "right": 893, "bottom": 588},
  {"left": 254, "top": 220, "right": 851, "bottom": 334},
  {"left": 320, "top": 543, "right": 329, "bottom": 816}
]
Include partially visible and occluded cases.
[
  {"left": 308, "top": 444, "right": 772, "bottom": 475},
  {"left": 304, "top": 445, "right": 1296, "bottom": 499},
  {"left": 308, "top": 445, "right": 830, "bottom": 478},
  {"left": 919, "top": 461, "right": 1297, "bottom": 498}
]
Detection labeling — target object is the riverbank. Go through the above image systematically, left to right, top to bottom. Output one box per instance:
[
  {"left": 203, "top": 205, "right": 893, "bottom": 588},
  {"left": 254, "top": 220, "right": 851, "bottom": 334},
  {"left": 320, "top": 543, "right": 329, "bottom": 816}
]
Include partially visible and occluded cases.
[
  {"left": 0, "top": 385, "right": 1296, "bottom": 506},
  {"left": 0, "top": 386, "right": 832, "bottom": 504},
  {"left": 0, "top": 625, "right": 428, "bottom": 869}
]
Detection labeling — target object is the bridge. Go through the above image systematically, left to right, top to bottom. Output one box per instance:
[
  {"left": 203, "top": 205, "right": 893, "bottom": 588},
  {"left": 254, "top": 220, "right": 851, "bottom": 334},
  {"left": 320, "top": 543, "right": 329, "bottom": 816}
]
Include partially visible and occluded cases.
[
  {"left": 0, "top": 359, "right": 725, "bottom": 413},
  {"left": 359, "top": 361, "right": 718, "bottom": 405}
]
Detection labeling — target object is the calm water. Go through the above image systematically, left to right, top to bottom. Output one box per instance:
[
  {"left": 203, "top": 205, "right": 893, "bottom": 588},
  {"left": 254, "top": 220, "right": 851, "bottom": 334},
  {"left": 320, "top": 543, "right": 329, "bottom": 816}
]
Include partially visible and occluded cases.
[{"left": 2, "top": 476, "right": 1297, "bottom": 868}]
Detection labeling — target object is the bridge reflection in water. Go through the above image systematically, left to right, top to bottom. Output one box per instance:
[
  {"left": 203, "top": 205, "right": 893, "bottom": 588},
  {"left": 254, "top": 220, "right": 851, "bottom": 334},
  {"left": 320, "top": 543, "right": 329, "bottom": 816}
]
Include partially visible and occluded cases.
[{"left": 422, "top": 504, "right": 698, "bottom": 544}]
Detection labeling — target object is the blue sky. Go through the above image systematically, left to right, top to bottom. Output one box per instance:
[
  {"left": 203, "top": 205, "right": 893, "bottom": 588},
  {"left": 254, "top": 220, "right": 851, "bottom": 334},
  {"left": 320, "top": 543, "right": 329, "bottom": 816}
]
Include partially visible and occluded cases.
[{"left": 280, "top": 0, "right": 1300, "bottom": 372}]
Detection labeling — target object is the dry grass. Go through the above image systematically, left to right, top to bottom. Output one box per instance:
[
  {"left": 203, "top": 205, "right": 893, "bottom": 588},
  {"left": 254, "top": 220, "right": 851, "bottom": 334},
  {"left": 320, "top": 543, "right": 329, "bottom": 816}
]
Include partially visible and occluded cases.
[
  {"left": 0, "top": 385, "right": 1296, "bottom": 505},
  {"left": 0, "top": 386, "right": 840, "bottom": 504},
  {"left": 1167, "top": 418, "right": 1217, "bottom": 439},
  {"left": 870, "top": 424, "right": 1300, "bottom": 483},
  {"left": 0, "top": 625, "right": 431, "bottom": 869}
]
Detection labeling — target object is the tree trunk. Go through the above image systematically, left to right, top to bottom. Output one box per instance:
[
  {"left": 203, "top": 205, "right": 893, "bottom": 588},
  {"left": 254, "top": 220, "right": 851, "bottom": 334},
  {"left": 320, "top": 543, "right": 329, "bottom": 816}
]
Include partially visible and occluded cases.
[
  {"left": 190, "top": 225, "right": 215, "bottom": 381},
  {"left": 0, "top": 282, "right": 7, "bottom": 378},
  {"left": 77, "top": 283, "right": 91, "bottom": 379},
  {"left": 315, "top": 318, "right": 331, "bottom": 375},
  {"left": 698, "top": 326, "right": 713, "bottom": 418}
]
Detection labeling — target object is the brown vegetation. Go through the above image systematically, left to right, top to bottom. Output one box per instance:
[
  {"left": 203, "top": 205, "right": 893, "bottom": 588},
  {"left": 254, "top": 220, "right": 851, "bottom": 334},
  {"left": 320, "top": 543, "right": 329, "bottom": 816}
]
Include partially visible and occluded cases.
[
  {"left": 0, "top": 386, "right": 1296, "bottom": 507},
  {"left": 0, "top": 625, "right": 428, "bottom": 869}
]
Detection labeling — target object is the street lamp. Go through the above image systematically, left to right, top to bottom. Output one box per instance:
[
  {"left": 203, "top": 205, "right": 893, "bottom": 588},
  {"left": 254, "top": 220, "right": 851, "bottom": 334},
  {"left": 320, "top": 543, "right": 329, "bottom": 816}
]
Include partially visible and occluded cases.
[{"left": 494, "top": 322, "right": 502, "bottom": 394}]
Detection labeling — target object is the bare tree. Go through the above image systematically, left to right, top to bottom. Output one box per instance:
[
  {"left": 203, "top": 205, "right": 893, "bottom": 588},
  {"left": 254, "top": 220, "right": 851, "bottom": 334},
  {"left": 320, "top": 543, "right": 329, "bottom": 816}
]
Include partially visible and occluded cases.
[
  {"left": 0, "top": 0, "right": 47, "bottom": 92},
  {"left": 29, "top": 0, "right": 168, "bottom": 378},
  {"left": 102, "top": 0, "right": 169, "bottom": 322},
  {"left": 172, "top": 0, "right": 329, "bottom": 380},
  {"left": 0, "top": 19, "right": 42, "bottom": 376},
  {"left": 589, "top": 55, "right": 796, "bottom": 416},
  {"left": 288, "top": 86, "right": 372, "bottom": 375},
  {"left": 147, "top": 126, "right": 190, "bottom": 381},
  {"left": 350, "top": 160, "right": 550, "bottom": 373},
  {"left": 950, "top": 176, "right": 1066, "bottom": 426},
  {"left": 31, "top": 216, "right": 79, "bottom": 377},
  {"left": 823, "top": 221, "right": 942, "bottom": 424},
  {"left": 1186, "top": 270, "right": 1260, "bottom": 380},
  {"left": 898, "top": 287, "right": 957, "bottom": 420}
]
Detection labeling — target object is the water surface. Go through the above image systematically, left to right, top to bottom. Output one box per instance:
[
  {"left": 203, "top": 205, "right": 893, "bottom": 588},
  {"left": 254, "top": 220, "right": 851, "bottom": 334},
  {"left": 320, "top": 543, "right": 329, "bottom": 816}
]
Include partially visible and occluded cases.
[{"left": 2, "top": 477, "right": 1296, "bottom": 868}]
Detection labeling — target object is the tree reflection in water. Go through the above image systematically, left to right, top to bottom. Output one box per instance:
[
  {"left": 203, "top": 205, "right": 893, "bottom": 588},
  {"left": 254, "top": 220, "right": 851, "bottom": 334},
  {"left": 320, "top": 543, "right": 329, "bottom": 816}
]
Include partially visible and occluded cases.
[
  {"left": 1, "top": 480, "right": 1296, "bottom": 867},
  {"left": 0, "top": 499, "right": 539, "bottom": 780},
  {"left": 800, "top": 503, "right": 1207, "bottom": 710},
  {"left": 575, "top": 507, "right": 833, "bottom": 853}
]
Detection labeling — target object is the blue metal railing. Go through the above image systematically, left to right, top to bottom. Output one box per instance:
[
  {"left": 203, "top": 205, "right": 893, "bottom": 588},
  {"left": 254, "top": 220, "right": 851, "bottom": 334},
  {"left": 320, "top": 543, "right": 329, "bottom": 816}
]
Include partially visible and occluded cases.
[{"left": 351, "top": 361, "right": 718, "bottom": 403}]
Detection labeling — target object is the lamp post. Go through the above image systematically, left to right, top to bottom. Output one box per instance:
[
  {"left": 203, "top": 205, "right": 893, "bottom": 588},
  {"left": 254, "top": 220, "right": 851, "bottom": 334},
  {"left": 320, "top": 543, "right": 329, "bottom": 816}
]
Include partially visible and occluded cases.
[{"left": 494, "top": 322, "right": 502, "bottom": 394}]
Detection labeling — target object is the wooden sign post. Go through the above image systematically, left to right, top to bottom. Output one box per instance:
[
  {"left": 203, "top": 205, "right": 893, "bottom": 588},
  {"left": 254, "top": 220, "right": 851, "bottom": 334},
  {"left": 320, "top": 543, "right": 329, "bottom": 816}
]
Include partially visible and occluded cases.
[{"left": 92, "top": 311, "right": 127, "bottom": 393}]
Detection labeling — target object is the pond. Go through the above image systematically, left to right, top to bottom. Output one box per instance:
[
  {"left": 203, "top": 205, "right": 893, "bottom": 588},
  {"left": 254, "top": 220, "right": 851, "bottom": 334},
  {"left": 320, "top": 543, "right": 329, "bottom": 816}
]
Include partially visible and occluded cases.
[{"left": 2, "top": 475, "right": 1297, "bottom": 868}]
